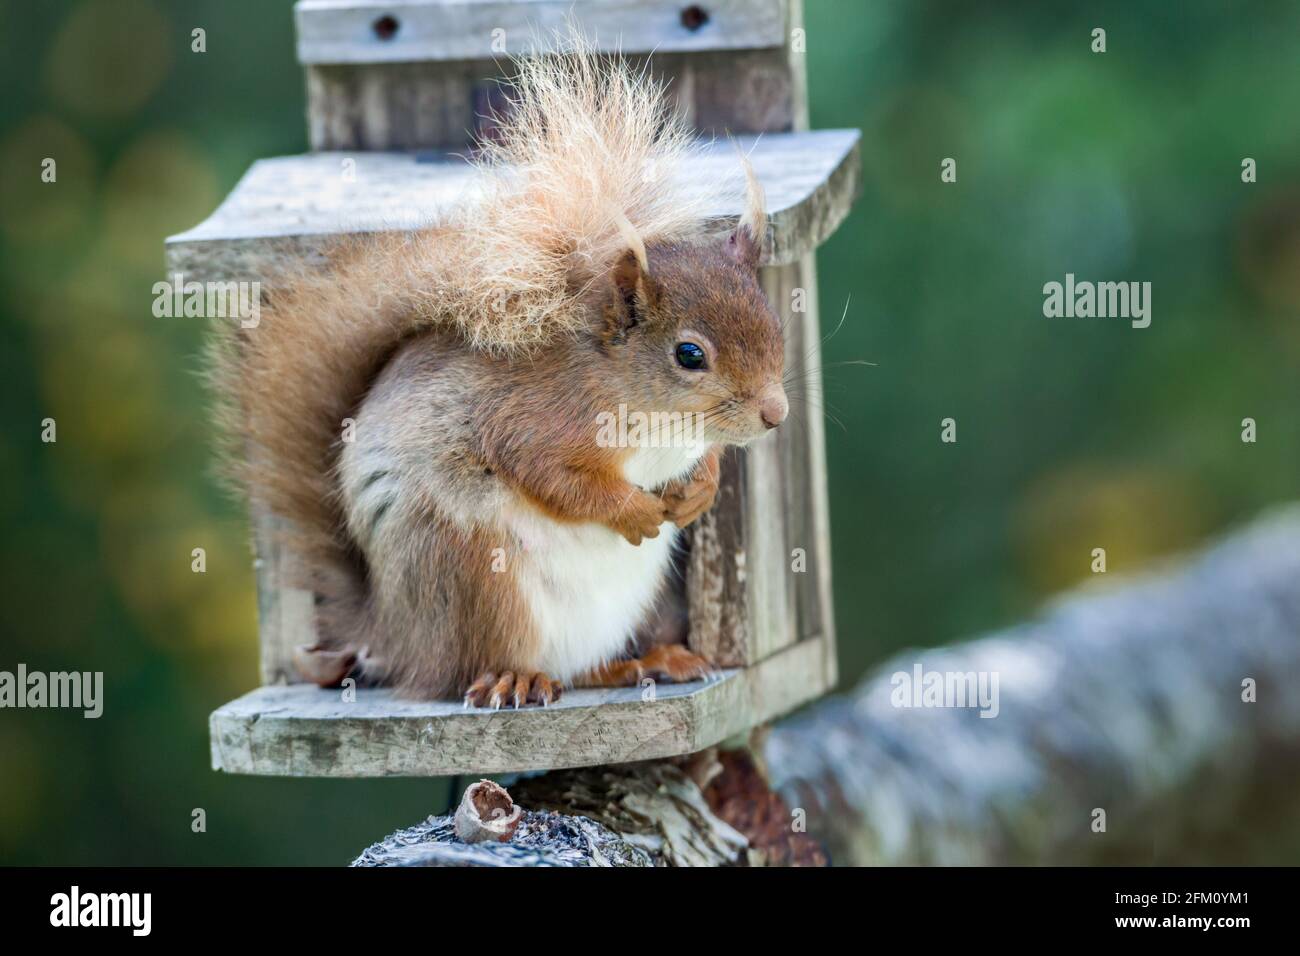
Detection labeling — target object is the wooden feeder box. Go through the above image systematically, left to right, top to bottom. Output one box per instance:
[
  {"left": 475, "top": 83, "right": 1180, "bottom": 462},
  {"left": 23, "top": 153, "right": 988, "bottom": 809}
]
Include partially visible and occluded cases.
[{"left": 174, "top": 0, "right": 860, "bottom": 777}]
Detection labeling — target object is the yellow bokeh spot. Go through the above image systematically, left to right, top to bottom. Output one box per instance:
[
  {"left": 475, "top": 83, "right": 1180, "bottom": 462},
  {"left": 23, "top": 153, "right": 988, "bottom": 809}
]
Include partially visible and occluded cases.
[
  {"left": 45, "top": 0, "right": 172, "bottom": 118},
  {"left": 0, "top": 115, "right": 96, "bottom": 246},
  {"left": 34, "top": 307, "right": 171, "bottom": 517},
  {"left": 1014, "top": 464, "right": 1208, "bottom": 595}
]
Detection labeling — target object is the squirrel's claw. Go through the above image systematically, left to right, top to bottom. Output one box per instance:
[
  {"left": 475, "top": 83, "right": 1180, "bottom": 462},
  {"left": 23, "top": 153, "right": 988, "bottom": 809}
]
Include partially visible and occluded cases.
[
  {"left": 463, "top": 670, "right": 562, "bottom": 709},
  {"left": 463, "top": 672, "right": 497, "bottom": 708},
  {"left": 528, "top": 673, "right": 563, "bottom": 707}
]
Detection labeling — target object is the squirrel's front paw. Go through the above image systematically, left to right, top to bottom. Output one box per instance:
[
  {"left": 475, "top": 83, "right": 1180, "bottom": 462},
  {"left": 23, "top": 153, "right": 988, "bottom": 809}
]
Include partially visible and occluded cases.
[
  {"left": 661, "top": 450, "right": 721, "bottom": 528},
  {"left": 608, "top": 490, "right": 669, "bottom": 546},
  {"left": 464, "top": 671, "right": 563, "bottom": 709}
]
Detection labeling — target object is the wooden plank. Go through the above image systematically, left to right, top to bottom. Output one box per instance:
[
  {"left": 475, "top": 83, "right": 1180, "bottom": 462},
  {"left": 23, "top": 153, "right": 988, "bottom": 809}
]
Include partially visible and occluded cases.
[
  {"left": 294, "top": 0, "right": 788, "bottom": 65},
  {"left": 296, "top": 2, "right": 806, "bottom": 150},
  {"left": 304, "top": 47, "right": 800, "bottom": 150},
  {"left": 306, "top": 59, "right": 497, "bottom": 152},
  {"left": 165, "top": 131, "right": 861, "bottom": 278},
  {"left": 790, "top": 253, "right": 836, "bottom": 669},
  {"left": 773, "top": 255, "right": 831, "bottom": 648},
  {"left": 754, "top": 262, "right": 799, "bottom": 660},
  {"left": 774, "top": 267, "right": 808, "bottom": 645},
  {"left": 742, "top": 431, "right": 789, "bottom": 663},
  {"left": 686, "top": 449, "right": 749, "bottom": 666},
  {"left": 253, "top": 510, "right": 317, "bottom": 685},
  {"left": 210, "top": 633, "right": 832, "bottom": 777}
]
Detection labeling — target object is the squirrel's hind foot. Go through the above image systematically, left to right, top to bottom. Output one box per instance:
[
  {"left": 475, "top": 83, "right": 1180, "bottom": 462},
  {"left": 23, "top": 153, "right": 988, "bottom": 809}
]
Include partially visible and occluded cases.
[
  {"left": 293, "top": 642, "right": 374, "bottom": 688},
  {"left": 576, "top": 645, "right": 719, "bottom": 688},
  {"left": 463, "top": 671, "right": 563, "bottom": 710}
]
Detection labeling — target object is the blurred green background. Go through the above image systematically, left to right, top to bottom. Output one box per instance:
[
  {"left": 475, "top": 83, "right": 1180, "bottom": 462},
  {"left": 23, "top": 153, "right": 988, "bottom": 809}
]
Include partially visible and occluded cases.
[{"left": 0, "top": 0, "right": 1296, "bottom": 864}]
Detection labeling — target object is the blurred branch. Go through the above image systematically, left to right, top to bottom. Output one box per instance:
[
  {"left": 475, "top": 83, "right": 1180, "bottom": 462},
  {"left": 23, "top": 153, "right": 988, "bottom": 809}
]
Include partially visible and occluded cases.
[{"left": 768, "top": 505, "right": 1300, "bottom": 864}]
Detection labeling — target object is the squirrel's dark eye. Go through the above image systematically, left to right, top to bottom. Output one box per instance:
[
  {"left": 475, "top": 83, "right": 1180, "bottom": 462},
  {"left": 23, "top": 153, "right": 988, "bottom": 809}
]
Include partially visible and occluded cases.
[{"left": 675, "top": 341, "right": 707, "bottom": 371}]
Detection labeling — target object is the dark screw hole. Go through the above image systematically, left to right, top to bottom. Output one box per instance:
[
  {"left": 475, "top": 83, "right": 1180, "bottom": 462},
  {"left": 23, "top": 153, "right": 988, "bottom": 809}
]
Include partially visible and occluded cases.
[
  {"left": 680, "top": 5, "right": 709, "bottom": 31},
  {"left": 372, "top": 15, "right": 399, "bottom": 41}
]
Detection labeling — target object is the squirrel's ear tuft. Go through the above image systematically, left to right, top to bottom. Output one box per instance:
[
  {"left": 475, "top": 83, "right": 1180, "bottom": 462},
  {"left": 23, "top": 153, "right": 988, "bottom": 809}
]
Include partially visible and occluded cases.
[
  {"left": 725, "top": 149, "right": 766, "bottom": 271},
  {"left": 612, "top": 210, "right": 649, "bottom": 277}
]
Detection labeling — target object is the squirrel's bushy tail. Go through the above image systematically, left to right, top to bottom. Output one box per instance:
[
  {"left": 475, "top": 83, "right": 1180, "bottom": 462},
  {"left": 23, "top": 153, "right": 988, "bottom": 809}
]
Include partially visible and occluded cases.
[{"left": 209, "top": 35, "right": 711, "bottom": 620}]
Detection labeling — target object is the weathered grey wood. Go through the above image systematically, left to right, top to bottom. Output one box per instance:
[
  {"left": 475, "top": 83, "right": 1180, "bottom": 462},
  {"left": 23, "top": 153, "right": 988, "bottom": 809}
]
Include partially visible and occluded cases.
[
  {"left": 296, "top": 0, "right": 788, "bottom": 64},
  {"left": 296, "top": 0, "right": 804, "bottom": 151},
  {"left": 306, "top": 49, "right": 801, "bottom": 151},
  {"left": 304, "top": 60, "right": 492, "bottom": 153},
  {"left": 165, "top": 130, "right": 861, "bottom": 280},
  {"left": 787, "top": 253, "right": 835, "bottom": 653},
  {"left": 752, "top": 262, "right": 798, "bottom": 661},
  {"left": 775, "top": 264, "right": 811, "bottom": 645},
  {"left": 683, "top": 410, "right": 788, "bottom": 670},
  {"left": 685, "top": 451, "right": 749, "bottom": 666},
  {"left": 766, "top": 506, "right": 1300, "bottom": 865},
  {"left": 254, "top": 511, "right": 317, "bottom": 685},
  {"left": 210, "top": 632, "right": 831, "bottom": 776},
  {"left": 508, "top": 759, "right": 754, "bottom": 865}
]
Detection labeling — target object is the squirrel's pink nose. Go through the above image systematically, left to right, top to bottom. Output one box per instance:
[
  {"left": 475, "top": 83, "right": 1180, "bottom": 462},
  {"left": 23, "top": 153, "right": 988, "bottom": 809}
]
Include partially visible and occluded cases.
[{"left": 759, "top": 384, "right": 788, "bottom": 429}]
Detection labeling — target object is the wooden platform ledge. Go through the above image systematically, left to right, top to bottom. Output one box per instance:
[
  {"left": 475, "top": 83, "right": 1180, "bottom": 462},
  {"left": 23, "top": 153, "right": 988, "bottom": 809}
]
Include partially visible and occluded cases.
[{"left": 210, "top": 633, "right": 831, "bottom": 777}]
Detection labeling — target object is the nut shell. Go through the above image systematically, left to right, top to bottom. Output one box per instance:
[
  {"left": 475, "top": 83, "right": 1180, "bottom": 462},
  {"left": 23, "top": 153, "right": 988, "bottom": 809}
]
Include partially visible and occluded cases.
[{"left": 453, "top": 779, "right": 523, "bottom": 843}]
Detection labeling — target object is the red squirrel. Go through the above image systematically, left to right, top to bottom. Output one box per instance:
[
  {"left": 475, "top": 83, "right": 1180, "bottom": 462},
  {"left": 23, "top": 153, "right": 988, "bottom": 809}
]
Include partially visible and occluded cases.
[{"left": 211, "top": 42, "right": 787, "bottom": 707}]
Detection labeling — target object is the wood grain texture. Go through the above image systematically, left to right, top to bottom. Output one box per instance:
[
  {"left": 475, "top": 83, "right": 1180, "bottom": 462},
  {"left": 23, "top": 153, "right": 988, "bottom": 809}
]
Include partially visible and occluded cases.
[
  {"left": 295, "top": 0, "right": 788, "bottom": 64},
  {"left": 296, "top": 0, "right": 796, "bottom": 150},
  {"left": 306, "top": 49, "right": 799, "bottom": 151},
  {"left": 165, "top": 130, "right": 861, "bottom": 279},
  {"left": 783, "top": 253, "right": 836, "bottom": 656},
  {"left": 801, "top": 254, "right": 836, "bottom": 663},
  {"left": 751, "top": 263, "right": 797, "bottom": 662},
  {"left": 685, "top": 449, "right": 749, "bottom": 666},
  {"left": 253, "top": 511, "right": 318, "bottom": 685},
  {"left": 210, "top": 632, "right": 831, "bottom": 776}
]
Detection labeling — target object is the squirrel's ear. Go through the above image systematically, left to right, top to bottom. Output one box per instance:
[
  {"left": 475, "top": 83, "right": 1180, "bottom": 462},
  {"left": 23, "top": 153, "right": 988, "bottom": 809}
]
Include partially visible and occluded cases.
[
  {"left": 725, "top": 150, "right": 766, "bottom": 271},
  {"left": 604, "top": 212, "right": 657, "bottom": 342},
  {"left": 725, "top": 223, "right": 763, "bottom": 271},
  {"left": 605, "top": 247, "right": 656, "bottom": 341}
]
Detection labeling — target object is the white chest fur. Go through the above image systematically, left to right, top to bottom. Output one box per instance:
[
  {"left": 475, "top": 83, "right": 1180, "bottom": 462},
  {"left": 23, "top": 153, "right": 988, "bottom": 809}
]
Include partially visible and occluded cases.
[{"left": 508, "top": 442, "right": 706, "bottom": 681}]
